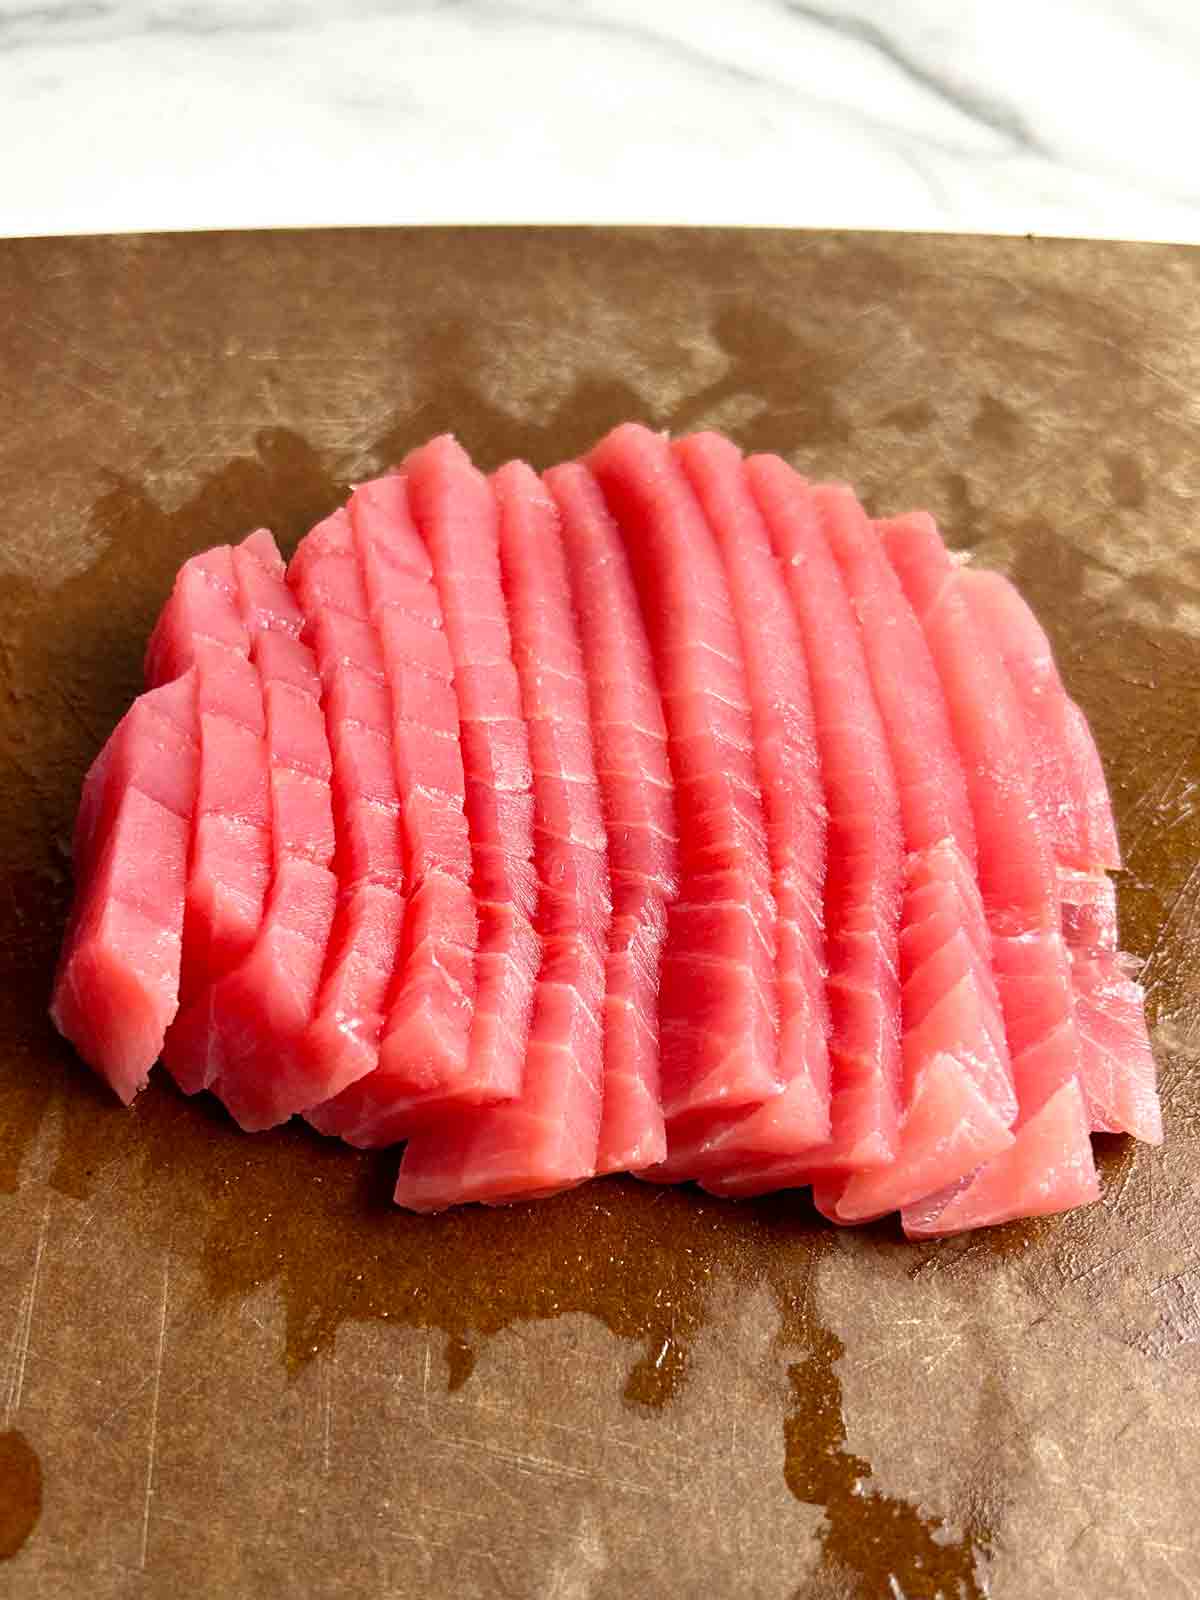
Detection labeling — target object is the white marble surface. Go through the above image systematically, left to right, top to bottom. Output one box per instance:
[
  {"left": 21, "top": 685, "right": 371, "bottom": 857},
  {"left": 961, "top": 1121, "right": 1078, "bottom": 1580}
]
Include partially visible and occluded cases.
[{"left": 3, "top": 0, "right": 1200, "bottom": 241}]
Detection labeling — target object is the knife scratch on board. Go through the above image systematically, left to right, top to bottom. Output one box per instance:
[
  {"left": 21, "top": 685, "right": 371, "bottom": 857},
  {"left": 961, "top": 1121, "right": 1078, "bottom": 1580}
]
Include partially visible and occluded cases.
[
  {"left": 4, "top": 1198, "right": 50, "bottom": 1428},
  {"left": 139, "top": 1252, "right": 170, "bottom": 1571},
  {"left": 321, "top": 1349, "right": 334, "bottom": 1477}
]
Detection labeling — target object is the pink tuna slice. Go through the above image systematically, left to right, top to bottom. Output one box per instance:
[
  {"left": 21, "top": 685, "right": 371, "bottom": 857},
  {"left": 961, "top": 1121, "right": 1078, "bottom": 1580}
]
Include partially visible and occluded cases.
[
  {"left": 585, "top": 424, "right": 781, "bottom": 1131},
  {"left": 634, "top": 433, "right": 830, "bottom": 1182},
  {"left": 375, "top": 437, "right": 539, "bottom": 1135},
  {"left": 708, "top": 458, "right": 905, "bottom": 1189},
  {"left": 394, "top": 460, "right": 609, "bottom": 1209},
  {"left": 545, "top": 461, "right": 680, "bottom": 1173},
  {"left": 301, "top": 476, "right": 486, "bottom": 1145},
  {"left": 807, "top": 484, "right": 1016, "bottom": 1223},
  {"left": 289, "top": 505, "right": 407, "bottom": 1113},
  {"left": 880, "top": 512, "right": 1098, "bottom": 1234},
  {"left": 168, "top": 531, "right": 341, "bottom": 1130},
  {"left": 146, "top": 539, "right": 272, "bottom": 1094},
  {"left": 144, "top": 542, "right": 247, "bottom": 688},
  {"left": 962, "top": 567, "right": 1160, "bottom": 1145},
  {"left": 961, "top": 568, "right": 1120, "bottom": 873},
  {"left": 51, "top": 672, "right": 197, "bottom": 1103},
  {"left": 902, "top": 1078, "right": 1099, "bottom": 1238}
]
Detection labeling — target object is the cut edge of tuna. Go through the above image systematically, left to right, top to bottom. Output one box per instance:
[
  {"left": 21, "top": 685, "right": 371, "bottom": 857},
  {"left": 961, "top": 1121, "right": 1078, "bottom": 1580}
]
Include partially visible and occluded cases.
[
  {"left": 960, "top": 567, "right": 1120, "bottom": 872},
  {"left": 52, "top": 666, "right": 199, "bottom": 1103},
  {"left": 51, "top": 781, "right": 191, "bottom": 1105},
  {"left": 1070, "top": 951, "right": 1163, "bottom": 1145},
  {"left": 818, "top": 1052, "right": 1016, "bottom": 1223},
  {"left": 901, "top": 1078, "right": 1100, "bottom": 1238}
]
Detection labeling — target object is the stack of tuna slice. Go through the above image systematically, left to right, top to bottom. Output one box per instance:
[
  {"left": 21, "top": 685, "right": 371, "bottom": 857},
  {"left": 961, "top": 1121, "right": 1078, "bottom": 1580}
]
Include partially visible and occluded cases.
[{"left": 51, "top": 425, "right": 1162, "bottom": 1237}]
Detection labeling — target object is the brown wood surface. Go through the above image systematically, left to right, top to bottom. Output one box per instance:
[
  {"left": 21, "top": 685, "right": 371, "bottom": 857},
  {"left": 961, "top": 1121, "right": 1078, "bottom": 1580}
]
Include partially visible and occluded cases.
[{"left": 1, "top": 227, "right": 1199, "bottom": 1599}]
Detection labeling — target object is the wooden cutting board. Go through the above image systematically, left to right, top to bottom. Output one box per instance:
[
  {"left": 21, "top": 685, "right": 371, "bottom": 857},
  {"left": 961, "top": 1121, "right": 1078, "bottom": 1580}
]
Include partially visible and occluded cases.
[{"left": 2, "top": 228, "right": 1199, "bottom": 1600}]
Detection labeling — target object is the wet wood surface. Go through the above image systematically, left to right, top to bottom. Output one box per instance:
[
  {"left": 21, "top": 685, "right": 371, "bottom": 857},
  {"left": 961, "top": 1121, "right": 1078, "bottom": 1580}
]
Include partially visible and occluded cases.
[{"left": 1, "top": 227, "right": 1199, "bottom": 1598}]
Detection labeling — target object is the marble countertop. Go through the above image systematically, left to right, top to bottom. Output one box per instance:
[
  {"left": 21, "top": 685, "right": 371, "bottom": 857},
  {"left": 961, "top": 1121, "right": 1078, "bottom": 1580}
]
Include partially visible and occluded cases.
[{"left": 4, "top": 0, "right": 1200, "bottom": 242}]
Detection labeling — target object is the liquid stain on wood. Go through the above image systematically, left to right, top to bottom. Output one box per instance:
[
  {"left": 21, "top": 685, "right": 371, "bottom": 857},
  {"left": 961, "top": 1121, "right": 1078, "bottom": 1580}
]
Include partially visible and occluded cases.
[{"left": 0, "top": 1432, "right": 42, "bottom": 1560}]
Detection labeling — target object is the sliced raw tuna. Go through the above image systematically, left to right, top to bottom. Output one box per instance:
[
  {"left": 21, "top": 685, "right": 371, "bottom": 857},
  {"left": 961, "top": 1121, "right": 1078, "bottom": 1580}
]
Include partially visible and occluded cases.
[
  {"left": 586, "top": 424, "right": 781, "bottom": 1131},
  {"left": 635, "top": 432, "right": 829, "bottom": 1180},
  {"left": 393, "top": 437, "right": 539, "bottom": 1125},
  {"left": 719, "top": 458, "right": 905, "bottom": 1185},
  {"left": 394, "top": 460, "right": 609, "bottom": 1209},
  {"left": 545, "top": 461, "right": 679, "bottom": 1173},
  {"left": 300, "top": 477, "right": 482, "bottom": 1145},
  {"left": 809, "top": 484, "right": 1015, "bottom": 1223},
  {"left": 288, "top": 506, "right": 408, "bottom": 1114},
  {"left": 881, "top": 512, "right": 1098, "bottom": 1234},
  {"left": 169, "top": 532, "right": 340, "bottom": 1130},
  {"left": 148, "top": 539, "right": 272, "bottom": 1094},
  {"left": 144, "top": 543, "right": 245, "bottom": 688},
  {"left": 962, "top": 567, "right": 1160, "bottom": 1145},
  {"left": 961, "top": 568, "right": 1120, "bottom": 873},
  {"left": 71, "top": 670, "right": 196, "bottom": 885},
  {"left": 51, "top": 672, "right": 197, "bottom": 1104},
  {"left": 1070, "top": 952, "right": 1162, "bottom": 1143},
  {"left": 902, "top": 1078, "right": 1099, "bottom": 1237}
]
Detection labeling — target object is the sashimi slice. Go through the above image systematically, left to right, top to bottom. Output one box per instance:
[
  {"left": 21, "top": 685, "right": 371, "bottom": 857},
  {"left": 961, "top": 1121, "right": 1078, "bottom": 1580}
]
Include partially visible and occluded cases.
[
  {"left": 586, "top": 424, "right": 781, "bottom": 1128},
  {"left": 636, "top": 433, "right": 830, "bottom": 1178},
  {"left": 392, "top": 437, "right": 539, "bottom": 1125},
  {"left": 736, "top": 456, "right": 904, "bottom": 1178},
  {"left": 394, "top": 461, "right": 609, "bottom": 1208},
  {"left": 545, "top": 461, "right": 679, "bottom": 1173},
  {"left": 299, "top": 479, "right": 485, "bottom": 1146},
  {"left": 807, "top": 482, "right": 1014, "bottom": 1222},
  {"left": 289, "top": 507, "right": 408, "bottom": 1110},
  {"left": 881, "top": 512, "right": 1097, "bottom": 1231},
  {"left": 884, "top": 516, "right": 1086, "bottom": 1112},
  {"left": 173, "top": 532, "right": 341, "bottom": 1130},
  {"left": 147, "top": 541, "right": 273, "bottom": 1095},
  {"left": 143, "top": 543, "right": 244, "bottom": 688},
  {"left": 962, "top": 566, "right": 1160, "bottom": 1143},
  {"left": 961, "top": 568, "right": 1120, "bottom": 872},
  {"left": 71, "top": 671, "right": 196, "bottom": 883},
  {"left": 51, "top": 674, "right": 197, "bottom": 1103},
  {"left": 1070, "top": 952, "right": 1162, "bottom": 1143},
  {"left": 832, "top": 1054, "right": 1014, "bottom": 1221},
  {"left": 902, "top": 1079, "right": 1099, "bottom": 1237}
]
